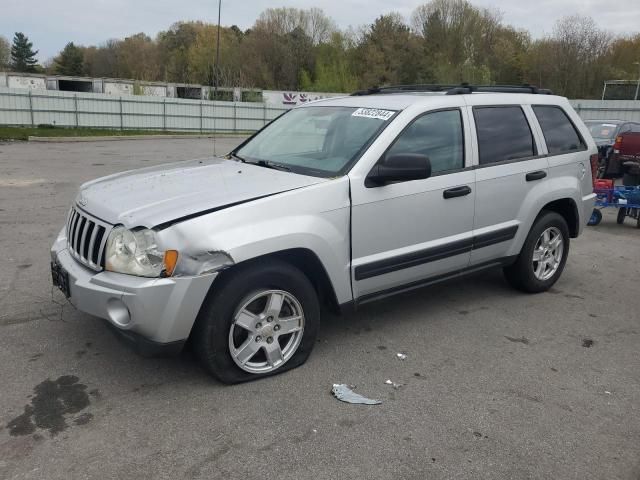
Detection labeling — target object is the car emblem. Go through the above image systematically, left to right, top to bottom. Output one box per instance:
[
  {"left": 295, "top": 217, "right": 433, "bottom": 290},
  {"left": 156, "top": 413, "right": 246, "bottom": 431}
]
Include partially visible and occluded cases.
[{"left": 77, "top": 194, "right": 88, "bottom": 207}]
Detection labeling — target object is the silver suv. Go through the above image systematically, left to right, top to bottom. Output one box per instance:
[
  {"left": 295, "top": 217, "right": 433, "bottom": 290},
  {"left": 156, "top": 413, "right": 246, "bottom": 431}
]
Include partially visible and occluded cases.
[{"left": 51, "top": 85, "right": 597, "bottom": 383}]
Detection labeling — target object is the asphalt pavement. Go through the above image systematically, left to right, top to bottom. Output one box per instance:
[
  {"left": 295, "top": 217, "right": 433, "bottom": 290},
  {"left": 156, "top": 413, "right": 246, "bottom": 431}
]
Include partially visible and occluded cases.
[{"left": 1, "top": 138, "right": 639, "bottom": 479}]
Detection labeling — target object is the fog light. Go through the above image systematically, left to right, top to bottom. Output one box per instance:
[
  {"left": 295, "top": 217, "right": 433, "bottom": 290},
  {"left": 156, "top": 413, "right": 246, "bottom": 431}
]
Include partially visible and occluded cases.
[{"left": 106, "top": 298, "right": 131, "bottom": 327}]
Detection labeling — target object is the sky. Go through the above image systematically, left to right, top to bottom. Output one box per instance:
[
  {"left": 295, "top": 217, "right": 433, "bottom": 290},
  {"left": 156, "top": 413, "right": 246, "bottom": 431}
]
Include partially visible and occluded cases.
[{"left": 1, "top": 0, "right": 638, "bottom": 62}]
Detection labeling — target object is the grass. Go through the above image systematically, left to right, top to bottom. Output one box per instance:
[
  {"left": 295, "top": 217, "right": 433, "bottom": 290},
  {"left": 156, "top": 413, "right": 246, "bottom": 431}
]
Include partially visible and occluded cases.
[{"left": 0, "top": 126, "right": 247, "bottom": 141}]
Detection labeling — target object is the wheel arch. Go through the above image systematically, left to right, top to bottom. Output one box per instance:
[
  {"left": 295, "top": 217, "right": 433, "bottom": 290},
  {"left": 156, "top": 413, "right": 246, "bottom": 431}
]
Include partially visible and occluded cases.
[
  {"left": 540, "top": 197, "right": 580, "bottom": 238},
  {"left": 213, "top": 248, "right": 343, "bottom": 315}
]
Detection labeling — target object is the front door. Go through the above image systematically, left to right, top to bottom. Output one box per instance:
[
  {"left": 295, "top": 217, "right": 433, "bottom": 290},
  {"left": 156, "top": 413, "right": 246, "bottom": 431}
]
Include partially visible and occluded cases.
[{"left": 350, "top": 108, "right": 476, "bottom": 300}]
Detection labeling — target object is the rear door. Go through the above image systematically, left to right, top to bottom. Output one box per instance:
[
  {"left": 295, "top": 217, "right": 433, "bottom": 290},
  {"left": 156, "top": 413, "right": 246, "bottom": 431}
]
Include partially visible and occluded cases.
[{"left": 466, "top": 101, "right": 549, "bottom": 266}]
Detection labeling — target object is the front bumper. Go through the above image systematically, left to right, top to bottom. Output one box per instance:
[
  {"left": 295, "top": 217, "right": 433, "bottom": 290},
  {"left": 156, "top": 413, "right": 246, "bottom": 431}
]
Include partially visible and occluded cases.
[{"left": 50, "top": 231, "right": 217, "bottom": 350}]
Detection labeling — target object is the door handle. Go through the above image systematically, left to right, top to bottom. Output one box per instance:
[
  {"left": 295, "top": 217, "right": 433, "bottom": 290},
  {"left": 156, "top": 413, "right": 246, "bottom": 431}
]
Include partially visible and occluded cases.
[
  {"left": 526, "top": 170, "right": 547, "bottom": 182},
  {"left": 443, "top": 185, "right": 472, "bottom": 199}
]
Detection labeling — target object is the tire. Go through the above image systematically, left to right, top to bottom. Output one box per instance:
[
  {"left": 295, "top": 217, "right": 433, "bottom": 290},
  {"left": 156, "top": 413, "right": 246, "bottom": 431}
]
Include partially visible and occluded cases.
[
  {"left": 617, "top": 208, "right": 626, "bottom": 225},
  {"left": 588, "top": 209, "right": 602, "bottom": 226},
  {"left": 503, "top": 211, "right": 570, "bottom": 293},
  {"left": 192, "top": 258, "right": 320, "bottom": 384}
]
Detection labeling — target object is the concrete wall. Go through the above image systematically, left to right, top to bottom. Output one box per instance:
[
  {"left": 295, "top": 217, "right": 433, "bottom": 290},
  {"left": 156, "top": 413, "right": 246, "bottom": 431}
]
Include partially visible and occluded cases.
[
  {"left": 0, "top": 72, "right": 273, "bottom": 102},
  {"left": 7, "top": 75, "right": 46, "bottom": 90},
  {"left": 104, "top": 82, "right": 134, "bottom": 96},
  {"left": 141, "top": 85, "right": 167, "bottom": 97}
]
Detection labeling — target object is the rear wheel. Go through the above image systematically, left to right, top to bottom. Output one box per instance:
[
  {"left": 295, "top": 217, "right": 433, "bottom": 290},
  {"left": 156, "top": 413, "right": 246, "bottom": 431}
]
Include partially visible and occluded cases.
[
  {"left": 617, "top": 208, "right": 626, "bottom": 225},
  {"left": 504, "top": 211, "right": 570, "bottom": 293},
  {"left": 193, "top": 259, "right": 320, "bottom": 384}
]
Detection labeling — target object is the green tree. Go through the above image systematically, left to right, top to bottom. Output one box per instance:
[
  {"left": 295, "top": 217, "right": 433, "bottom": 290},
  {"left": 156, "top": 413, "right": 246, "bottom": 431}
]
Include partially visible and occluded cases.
[
  {"left": 411, "top": 0, "right": 503, "bottom": 84},
  {"left": 353, "top": 14, "right": 421, "bottom": 87},
  {"left": 10, "top": 32, "right": 39, "bottom": 72},
  {"left": 300, "top": 32, "right": 358, "bottom": 92},
  {"left": 0, "top": 35, "right": 10, "bottom": 69},
  {"left": 53, "top": 42, "right": 85, "bottom": 76}
]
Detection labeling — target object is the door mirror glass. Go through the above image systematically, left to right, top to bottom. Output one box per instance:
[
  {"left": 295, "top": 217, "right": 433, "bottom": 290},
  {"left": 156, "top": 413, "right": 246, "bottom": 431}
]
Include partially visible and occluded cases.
[{"left": 366, "top": 153, "right": 431, "bottom": 187}]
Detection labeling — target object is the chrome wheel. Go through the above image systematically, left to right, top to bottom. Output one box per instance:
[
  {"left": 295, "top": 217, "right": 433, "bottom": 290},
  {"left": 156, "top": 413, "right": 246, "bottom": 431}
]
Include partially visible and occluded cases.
[
  {"left": 532, "top": 227, "right": 564, "bottom": 281},
  {"left": 228, "top": 290, "right": 305, "bottom": 374}
]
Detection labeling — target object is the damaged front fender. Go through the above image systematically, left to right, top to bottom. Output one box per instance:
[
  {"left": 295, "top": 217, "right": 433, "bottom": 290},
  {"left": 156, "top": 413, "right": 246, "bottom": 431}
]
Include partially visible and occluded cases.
[{"left": 172, "top": 250, "right": 235, "bottom": 277}]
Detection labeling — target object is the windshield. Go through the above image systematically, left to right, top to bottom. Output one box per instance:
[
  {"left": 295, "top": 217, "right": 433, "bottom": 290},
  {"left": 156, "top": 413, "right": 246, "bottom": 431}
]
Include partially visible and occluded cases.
[
  {"left": 235, "top": 106, "right": 397, "bottom": 177},
  {"left": 585, "top": 122, "right": 619, "bottom": 141}
]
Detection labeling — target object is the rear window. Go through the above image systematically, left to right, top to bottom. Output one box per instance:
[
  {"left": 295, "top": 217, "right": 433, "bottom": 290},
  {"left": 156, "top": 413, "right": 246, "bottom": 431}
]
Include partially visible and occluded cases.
[
  {"left": 473, "top": 106, "right": 536, "bottom": 165},
  {"left": 533, "top": 106, "right": 586, "bottom": 154}
]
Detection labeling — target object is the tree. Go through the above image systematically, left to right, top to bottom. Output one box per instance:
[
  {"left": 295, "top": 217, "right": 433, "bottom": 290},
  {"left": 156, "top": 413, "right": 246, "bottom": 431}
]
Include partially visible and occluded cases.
[
  {"left": 411, "top": 0, "right": 504, "bottom": 84},
  {"left": 17, "top": 5, "right": 638, "bottom": 99},
  {"left": 352, "top": 14, "right": 421, "bottom": 87},
  {"left": 525, "top": 16, "right": 611, "bottom": 97},
  {"left": 300, "top": 31, "right": 358, "bottom": 92},
  {"left": 10, "top": 32, "right": 39, "bottom": 72},
  {"left": 116, "top": 33, "right": 160, "bottom": 80},
  {"left": 0, "top": 35, "right": 10, "bottom": 70},
  {"left": 82, "top": 40, "right": 119, "bottom": 78},
  {"left": 53, "top": 42, "right": 84, "bottom": 76}
]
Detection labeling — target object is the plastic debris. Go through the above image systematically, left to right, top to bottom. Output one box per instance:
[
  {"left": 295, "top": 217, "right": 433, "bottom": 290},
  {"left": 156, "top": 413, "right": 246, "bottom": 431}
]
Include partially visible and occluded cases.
[
  {"left": 396, "top": 353, "right": 407, "bottom": 360},
  {"left": 384, "top": 379, "right": 402, "bottom": 389},
  {"left": 331, "top": 384, "right": 381, "bottom": 405},
  {"left": 605, "top": 391, "right": 612, "bottom": 395}
]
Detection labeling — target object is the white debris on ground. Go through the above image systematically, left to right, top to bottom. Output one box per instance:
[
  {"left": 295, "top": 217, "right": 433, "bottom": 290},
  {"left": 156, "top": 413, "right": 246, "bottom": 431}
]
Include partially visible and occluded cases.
[
  {"left": 384, "top": 379, "right": 402, "bottom": 389},
  {"left": 331, "top": 384, "right": 382, "bottom": 405}
]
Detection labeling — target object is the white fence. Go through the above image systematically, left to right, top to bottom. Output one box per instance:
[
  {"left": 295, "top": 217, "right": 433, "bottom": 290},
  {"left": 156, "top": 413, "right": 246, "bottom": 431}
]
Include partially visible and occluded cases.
[
  {"left": 0, "top": 87, "right": 287, "bottom": 132},
  {"left": 2, "top": 87, "right": 640, "bottom": 132}
]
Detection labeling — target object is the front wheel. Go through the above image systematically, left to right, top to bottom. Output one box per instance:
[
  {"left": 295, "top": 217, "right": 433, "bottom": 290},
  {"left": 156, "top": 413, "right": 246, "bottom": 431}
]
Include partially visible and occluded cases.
[
  {"left": 503, "top": 211, "right": 570, "bottom": 293},
  {"left": 192, "top": 259, "right": 320, "bottom": 384}
]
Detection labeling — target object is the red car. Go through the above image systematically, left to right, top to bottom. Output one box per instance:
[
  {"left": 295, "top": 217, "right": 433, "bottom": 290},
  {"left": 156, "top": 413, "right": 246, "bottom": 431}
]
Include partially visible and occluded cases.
[
  {"left": 585, "top": 120, "right": 640, "bottom": 178},
  {"left": 613, "top": 131, "right": 640, "bottom": 185}
]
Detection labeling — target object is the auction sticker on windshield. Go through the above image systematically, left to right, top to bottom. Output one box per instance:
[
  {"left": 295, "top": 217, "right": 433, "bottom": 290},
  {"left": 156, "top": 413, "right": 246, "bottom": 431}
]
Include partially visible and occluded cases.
[{"left": 351, "top": 108, "right": 395, "bottom": 121}]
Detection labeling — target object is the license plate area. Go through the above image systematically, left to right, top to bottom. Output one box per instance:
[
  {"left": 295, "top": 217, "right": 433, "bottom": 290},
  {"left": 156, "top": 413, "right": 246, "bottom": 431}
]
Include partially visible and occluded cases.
[{"left": 51, "top": 262, "right": 71, "bottom": 298}]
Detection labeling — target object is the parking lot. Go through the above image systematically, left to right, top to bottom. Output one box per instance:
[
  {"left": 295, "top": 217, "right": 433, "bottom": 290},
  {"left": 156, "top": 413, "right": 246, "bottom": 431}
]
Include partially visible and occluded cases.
[{"left": 1, "top": 138, "right": 639, "bottom": 479}]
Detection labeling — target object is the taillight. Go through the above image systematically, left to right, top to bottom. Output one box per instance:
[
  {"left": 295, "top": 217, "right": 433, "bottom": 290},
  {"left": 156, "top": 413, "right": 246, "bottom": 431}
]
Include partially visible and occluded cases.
[
  {"left": 614, "top": 135, "right": 623, "bottom": 149},
  {"left": 589, "top": 153, "right": 598, "bottom": 179}
]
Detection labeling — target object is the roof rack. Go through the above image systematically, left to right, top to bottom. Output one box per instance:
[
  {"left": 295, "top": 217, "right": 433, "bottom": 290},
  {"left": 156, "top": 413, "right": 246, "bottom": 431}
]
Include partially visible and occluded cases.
[{"left": 350, "top": 83, "right": 553, "bottom": 96}]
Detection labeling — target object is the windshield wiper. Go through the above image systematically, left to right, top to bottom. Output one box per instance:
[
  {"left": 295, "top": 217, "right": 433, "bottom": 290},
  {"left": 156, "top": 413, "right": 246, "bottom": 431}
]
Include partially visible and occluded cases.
[{"left": 246, "top": 159, "right": 292, "bottom": 172}]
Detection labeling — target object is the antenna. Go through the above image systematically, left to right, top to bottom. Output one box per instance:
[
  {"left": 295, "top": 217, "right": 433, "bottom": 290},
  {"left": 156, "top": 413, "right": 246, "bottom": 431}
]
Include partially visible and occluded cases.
[{"left": 212, "top": 0, "right": 222, "bottom": 157}]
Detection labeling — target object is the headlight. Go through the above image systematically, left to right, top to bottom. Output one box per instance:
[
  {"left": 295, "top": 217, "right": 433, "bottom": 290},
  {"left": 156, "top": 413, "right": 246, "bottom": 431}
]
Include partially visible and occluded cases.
[{"left": 105, "top": 226, "right": 177, "bottom": 277}]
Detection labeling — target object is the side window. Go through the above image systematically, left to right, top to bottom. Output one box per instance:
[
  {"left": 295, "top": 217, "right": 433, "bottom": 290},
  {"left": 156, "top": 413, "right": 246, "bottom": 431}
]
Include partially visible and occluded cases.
[
  {"left": 473, "top": 106, "right": 536, "bottom": 165},
  {"left": 533, "top": 106, "right": 586, "bottom": 155},
  {"left": 385, "top": 109, "right": 464, "bottom": 174},
  {"left": 632, "top": 124, "right": 640, "bottom": 133}
]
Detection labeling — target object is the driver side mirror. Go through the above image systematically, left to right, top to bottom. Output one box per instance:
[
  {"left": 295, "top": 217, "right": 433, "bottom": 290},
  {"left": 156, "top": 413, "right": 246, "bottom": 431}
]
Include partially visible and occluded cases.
[{"left": 365, "top": 153, "right": 432, "bottom": 187}]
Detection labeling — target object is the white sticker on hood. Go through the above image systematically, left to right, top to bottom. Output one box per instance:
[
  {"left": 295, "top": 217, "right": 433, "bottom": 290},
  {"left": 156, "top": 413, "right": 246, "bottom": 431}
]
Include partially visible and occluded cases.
[{"left": 351, "top": 108, "right": 395, "bottom": 121}]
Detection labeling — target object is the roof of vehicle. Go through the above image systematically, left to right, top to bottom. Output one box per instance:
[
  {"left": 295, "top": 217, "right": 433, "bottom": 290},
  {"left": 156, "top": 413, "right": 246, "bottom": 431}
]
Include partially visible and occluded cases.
[
  {"left": 301, "top": 83, "right": 565, "bottom": 110},
  {"left": 305, "top": 91, "right": 566, "bottom": 110}
]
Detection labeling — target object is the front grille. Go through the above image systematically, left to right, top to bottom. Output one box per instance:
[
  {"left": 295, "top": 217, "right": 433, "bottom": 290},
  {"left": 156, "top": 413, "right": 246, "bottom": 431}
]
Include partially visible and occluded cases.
[{"left": 66, "top": 206, "right": 111, "bottom": 271}]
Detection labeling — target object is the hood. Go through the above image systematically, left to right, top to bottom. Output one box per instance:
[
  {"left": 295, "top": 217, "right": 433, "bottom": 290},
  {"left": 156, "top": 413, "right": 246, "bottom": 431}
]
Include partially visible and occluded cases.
[{"left": 76, "top": 157, "right": 327, "bottom": 228}]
